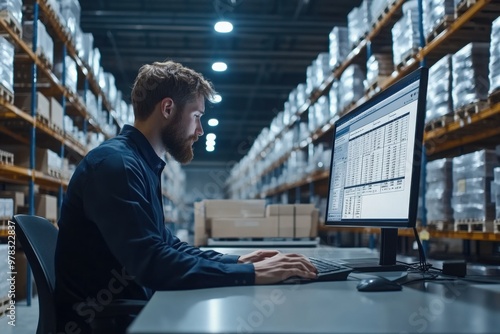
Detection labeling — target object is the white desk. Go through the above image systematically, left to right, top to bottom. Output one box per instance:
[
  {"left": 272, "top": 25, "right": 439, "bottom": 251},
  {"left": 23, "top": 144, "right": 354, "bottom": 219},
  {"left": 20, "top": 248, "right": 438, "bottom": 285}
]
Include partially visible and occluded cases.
[{"left": 128, "top": 247, "right": 500, "bottom": 334}]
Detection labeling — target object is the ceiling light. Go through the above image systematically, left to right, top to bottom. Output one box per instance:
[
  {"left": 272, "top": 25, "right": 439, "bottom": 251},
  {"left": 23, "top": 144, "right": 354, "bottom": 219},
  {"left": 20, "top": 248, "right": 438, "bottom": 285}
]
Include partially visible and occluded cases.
[
  {"left": 214, "top": 21, "right": 233, "bottom": 33},
  {"left": 212, "top": 62, "right": 227, "bottom": 72},
  {"left": 212, "top": 94, "right": 222, "bottom": 103},
  {"left": 208, "top": 118, "right": 219, "bottom": 126},
  {"left": 206, "top": 133, "right": 216, "bottom": 141},
  {"left": 206, "top": 145, "right": 215, "bottom": 152}
]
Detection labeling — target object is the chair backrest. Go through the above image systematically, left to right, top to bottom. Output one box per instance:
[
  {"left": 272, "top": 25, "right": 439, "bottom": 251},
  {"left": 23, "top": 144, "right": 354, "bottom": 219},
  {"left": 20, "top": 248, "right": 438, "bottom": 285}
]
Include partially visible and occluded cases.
[{"left": 13, "top": 214, "right": 58, "bottom": 334}]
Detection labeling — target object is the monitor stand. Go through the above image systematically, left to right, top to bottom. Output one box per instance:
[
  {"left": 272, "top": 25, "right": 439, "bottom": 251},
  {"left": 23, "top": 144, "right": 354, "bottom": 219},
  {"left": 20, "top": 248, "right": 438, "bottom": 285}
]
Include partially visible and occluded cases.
[{"left": 341, "top": 228, "right": 408, "bottom": 272}]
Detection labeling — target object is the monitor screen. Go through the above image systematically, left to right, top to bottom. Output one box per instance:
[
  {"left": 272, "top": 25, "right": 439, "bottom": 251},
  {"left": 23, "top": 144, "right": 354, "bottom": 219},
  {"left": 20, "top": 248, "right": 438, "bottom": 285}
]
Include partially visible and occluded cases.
[{"left": 324, "top": 67, "right": 428, "bottom": 271}]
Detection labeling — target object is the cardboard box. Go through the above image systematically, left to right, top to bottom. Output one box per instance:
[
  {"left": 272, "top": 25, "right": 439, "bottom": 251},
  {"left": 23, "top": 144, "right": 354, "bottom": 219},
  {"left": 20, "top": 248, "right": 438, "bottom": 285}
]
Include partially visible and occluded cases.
[
  {"left": 15, "top": 92, "right": 50, "bottom": 120},
  {"left": 50, "top": 97, "right": 64, "bottom": 130},
  {"left": 2, "top": 146, "right": 60, "bottom": 174},
  {"left": 0, "top": 191, "right": 25, "bottom": 212},
  {"left": 35, "top": 194, "right": 58, "bottom": 220},
  {"left": 2, "top": 199, "right": 13, "bottom": 219},
  {"left": 204, "top": 200, "right": 266, "bottom": 218},
  {"left": 193, "top": 201, "right": 207, "bottom": 246},
  {"left": 265, "top": 204, "right": 294, "bottom": 216},
  {"left": 266, "top": 204, "right": 295, "bottom": 237},
  {"left": 294, "top": 204, "right": 317, "bottom": 238},
  {"left": 294, "top": 204, "right": 316, "bottom": 215},
  {"left": 311, "top": 209, "right": 319, "bottom": 238},
  {"left": 278, "top": 215, "right": 294, "bottom": 238},
  {"left": 295, "top": 215, "right": 312, "bottom": 238},
  {"left": 211, "top": 217, "right": 279, "bottom": 238},
  {"left": 0, "top": 245, "right": 9, "bottom": 297},
  {"left": 15, "top": 250, "right": 37, "bottom": 301}
]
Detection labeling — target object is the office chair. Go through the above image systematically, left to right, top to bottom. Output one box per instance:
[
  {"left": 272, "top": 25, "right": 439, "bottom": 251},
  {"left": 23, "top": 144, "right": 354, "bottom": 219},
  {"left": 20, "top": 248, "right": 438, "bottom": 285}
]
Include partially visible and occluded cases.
[{"left": 13, "top": 214, "right": 146, "bottom": 334}]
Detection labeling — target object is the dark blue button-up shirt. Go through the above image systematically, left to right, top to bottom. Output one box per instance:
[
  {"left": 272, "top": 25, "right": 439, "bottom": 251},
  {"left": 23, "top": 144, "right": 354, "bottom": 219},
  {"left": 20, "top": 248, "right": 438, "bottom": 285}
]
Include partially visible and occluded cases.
[{"left": 55, "top": 125, "right": 254, "bottom": 310}]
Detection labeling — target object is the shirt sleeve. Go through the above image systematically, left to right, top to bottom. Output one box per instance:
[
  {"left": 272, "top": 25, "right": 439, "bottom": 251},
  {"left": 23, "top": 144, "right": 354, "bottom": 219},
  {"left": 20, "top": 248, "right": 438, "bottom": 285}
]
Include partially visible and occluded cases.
[
  {"left": 83, "top": 153, "right": 254, "bottom": 290},
  {"left": 170, "top": 236, "right": 240, "bottom": 263}
]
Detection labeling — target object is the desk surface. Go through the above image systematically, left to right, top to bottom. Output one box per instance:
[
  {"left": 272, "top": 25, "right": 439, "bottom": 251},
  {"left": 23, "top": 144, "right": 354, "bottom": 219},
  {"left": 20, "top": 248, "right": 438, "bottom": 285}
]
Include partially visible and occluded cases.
[{"left": 128, "top": 247, "right": 500, "bottom": 334}]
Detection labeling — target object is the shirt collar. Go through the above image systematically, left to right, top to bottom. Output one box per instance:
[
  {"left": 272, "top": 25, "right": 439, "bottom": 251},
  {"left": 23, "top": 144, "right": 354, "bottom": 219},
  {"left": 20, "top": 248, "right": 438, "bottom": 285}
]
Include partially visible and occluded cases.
[{"left": 120, "top": 125, "right": 166, "bottom": 173}]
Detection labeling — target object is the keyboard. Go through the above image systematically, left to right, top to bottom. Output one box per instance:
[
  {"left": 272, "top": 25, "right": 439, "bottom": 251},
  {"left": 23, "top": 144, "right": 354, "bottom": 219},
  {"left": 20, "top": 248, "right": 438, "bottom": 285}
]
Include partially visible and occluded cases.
[
  {"left": 281, "top": 257, "right": 352, "bottom": 284},
  {"left": 309, "top": 257, "right": 353, "bottom": 281}
]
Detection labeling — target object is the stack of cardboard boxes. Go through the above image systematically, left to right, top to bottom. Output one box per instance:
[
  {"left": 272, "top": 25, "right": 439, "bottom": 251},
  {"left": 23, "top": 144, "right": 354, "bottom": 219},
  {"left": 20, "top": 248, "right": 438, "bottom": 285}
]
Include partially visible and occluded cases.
[{"left": 194, "top": 200, "right": 318, "bottom": 246}]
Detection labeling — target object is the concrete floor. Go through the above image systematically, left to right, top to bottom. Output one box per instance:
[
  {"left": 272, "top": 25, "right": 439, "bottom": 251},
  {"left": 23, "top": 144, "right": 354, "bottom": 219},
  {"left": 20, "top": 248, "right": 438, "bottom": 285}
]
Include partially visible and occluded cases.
[{"left": 0, "top": 297, "right": 38, "bottom": 334}]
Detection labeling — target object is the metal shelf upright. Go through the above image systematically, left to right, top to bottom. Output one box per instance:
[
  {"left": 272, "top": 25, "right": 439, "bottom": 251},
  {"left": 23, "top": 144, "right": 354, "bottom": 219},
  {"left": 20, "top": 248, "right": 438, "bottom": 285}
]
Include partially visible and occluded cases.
[
  {"left": 418, "top": 0, "right": 429, "bottom": 255},
  {"left": 25, "top": 1, "right": 39, "bottom": 308},
  {"left": 58, "top": 45, "right": 67, "bottom": 215}
]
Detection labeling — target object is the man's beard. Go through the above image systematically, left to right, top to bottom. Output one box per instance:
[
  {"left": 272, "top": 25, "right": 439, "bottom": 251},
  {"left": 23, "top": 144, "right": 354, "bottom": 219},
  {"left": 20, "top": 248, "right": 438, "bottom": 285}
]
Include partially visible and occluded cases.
[{"left": 161, "top": 114, "right": 196, "bottom": 164}]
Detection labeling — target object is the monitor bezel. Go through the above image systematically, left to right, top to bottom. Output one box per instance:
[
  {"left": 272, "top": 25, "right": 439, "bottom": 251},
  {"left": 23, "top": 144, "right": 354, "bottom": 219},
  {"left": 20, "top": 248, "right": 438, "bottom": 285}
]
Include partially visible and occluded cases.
[{"left": 324, "top": 67, "right": 428, "bottom": 229}]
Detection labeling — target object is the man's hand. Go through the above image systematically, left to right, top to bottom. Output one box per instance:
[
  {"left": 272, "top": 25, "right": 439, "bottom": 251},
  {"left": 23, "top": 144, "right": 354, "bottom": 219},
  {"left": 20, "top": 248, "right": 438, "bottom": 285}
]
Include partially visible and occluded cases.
[
  {"left": 238, "top": 250, "right": 280, "bottom": 263},
  {"left": 253, "top": 253, "right": 317, "bottom": 284}
]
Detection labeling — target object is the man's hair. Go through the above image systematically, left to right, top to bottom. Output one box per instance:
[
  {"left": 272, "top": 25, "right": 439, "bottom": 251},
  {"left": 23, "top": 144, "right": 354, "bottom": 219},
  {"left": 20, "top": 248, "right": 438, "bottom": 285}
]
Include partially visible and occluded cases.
[{"left": 131, "top": 60, "right": 216, "bottom": 121}]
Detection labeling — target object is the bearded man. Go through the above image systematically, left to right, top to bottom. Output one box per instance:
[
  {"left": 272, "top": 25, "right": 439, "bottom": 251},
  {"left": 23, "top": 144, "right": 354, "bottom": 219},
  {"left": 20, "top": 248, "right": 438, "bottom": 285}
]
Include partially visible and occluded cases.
[{"left": 54, "top": 60, "right": 316, "bottom": 333}]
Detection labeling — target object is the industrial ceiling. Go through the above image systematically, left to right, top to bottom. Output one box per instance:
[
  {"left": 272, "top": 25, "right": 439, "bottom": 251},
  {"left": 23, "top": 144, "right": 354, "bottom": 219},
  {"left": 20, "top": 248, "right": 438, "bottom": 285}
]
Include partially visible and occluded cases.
[{"left": 79, "top": 0, "right": 362, "bottom": 166}]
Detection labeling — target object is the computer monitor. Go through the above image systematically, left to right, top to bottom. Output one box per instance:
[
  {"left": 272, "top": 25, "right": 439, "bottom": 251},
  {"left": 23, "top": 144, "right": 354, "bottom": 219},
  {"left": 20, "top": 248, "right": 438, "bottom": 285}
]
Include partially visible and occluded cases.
[{"left": 325, "top": 67, "right": 428, "bottom": 272}]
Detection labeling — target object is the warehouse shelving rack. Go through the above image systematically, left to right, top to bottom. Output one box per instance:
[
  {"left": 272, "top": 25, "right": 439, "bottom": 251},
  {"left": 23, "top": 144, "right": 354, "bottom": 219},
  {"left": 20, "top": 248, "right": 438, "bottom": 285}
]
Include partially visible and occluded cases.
[
  {"left": 0, "top": 0, "right": 123, "bottom": 305},
  {"left": 1, "top": 0, "right": 188, "bottom": 304},
  {"left": 227, "top": 0, "right": 500, "bottom": 247}
]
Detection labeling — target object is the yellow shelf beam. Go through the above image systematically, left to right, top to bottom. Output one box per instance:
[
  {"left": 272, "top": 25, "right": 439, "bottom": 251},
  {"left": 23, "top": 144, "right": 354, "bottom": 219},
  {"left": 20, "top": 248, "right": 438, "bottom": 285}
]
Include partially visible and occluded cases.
[
  {"left": 0, "top": 101, "right": 87, "bottom": 157},
  {"left": 425, "top": 102, "right": 500, "bottom": 154},
  {"left": 0, "top": 164, "right": 68, "bottom": 191},
  {"left": 319, "top": 226, "right": 500, "bottom": 241}
]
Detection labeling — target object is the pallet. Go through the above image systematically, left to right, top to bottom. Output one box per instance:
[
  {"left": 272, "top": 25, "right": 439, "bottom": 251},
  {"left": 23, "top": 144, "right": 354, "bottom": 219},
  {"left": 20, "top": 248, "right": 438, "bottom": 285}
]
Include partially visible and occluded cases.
[
  {"left": 41, "top": 0, "right": 72, "bottom": 44},
  {"left": 371, "top": 0, "right": 398, "bottom": 29},
  {"left": 456, "top": 0, "right": 477, "bottom": 16},
  {"left": 0, "top": 10, "right": 22, "bottom": 39},
  {"left": 426, "top": 15, "right": 455, "bottom": 43},
  {"left": 350, "top": 30, "right": 369, "bottom": 50},
  {"left": 24, "top": 44, "right": 54, "bottom": 69},
  {"left": 395, "top": 49, "right": 419, "bottom": 71},
  {"left": 37, "top": 52, "right": 53, "bottom": 70},
  {"left": 365, "top": 76, "right": 388, "bottom": 97},
  {"left": 0, "top": 83, "right": 14, "bottom": 104},
  {"left": 488, "top": 88, "right": 500, "bottom": 106},
  {"left": 454, "top": 100, "right": 488, "bottom": 121},
  {"left": 36, "top": 113, "right": 50, "bottom": 127},
  {"left": 37, "top": 114, "right": 64, "bottom": 135},
  {"left": 424, "top": 114, "right": 454, "bottom": 132},
  {"left": 49, "top": 122, "right": 64, "bottom": 136},
  {"left": 65, "top": 133, "right": 86, "bottom": 151},
  {"left": 0, "top": 149, "right": 14, "bottom": 165},
  {"left": 47, "top": 167, "right": 62, "bottom": 179},
  {"left": 454, "top": 219, "right": 493, "bottom": 232},
  {"left": 427, "top": 220, "right": 454, "bottom": 231},
  {"left": 0, "top": 295, "right": 10, "bottom": 317}
]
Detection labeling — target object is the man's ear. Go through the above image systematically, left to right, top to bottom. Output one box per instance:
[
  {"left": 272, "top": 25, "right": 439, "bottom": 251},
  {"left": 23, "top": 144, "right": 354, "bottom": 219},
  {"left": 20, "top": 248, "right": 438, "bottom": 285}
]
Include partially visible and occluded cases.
[{"left": 161, "top": 98, "right": 174, "bottom": 119}]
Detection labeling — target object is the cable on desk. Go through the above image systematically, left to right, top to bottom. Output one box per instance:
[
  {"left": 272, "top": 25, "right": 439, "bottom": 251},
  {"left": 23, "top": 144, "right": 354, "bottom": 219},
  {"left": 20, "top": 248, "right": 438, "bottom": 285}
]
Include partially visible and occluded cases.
[
  {"left": 413, "top": 226, "right": 431, "bottom": 272},
  {"left": 393, "top": 228, "right": 434, "bottom": 274},
  {"left": 400, "top": 266, "right": 500, "bottom": 285}
]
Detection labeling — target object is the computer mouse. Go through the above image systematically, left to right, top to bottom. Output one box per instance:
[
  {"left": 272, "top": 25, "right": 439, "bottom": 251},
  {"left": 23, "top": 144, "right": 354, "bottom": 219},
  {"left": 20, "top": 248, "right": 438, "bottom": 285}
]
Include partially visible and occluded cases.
[{"left": 356, "top": 276, "right": 402, "bottom": 292}]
